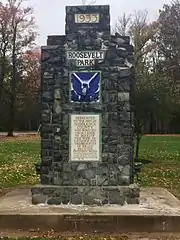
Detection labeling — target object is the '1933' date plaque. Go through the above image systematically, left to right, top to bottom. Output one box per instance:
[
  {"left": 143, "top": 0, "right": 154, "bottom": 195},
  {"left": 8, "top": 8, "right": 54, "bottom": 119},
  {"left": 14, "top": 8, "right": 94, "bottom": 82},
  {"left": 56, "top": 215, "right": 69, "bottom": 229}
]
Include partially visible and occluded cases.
[
  {"left": 75, "top": 13, "right": 100, "bottom": 23},
  {"left": 70, "top": 114, "right": 101, "bottom": 162}
]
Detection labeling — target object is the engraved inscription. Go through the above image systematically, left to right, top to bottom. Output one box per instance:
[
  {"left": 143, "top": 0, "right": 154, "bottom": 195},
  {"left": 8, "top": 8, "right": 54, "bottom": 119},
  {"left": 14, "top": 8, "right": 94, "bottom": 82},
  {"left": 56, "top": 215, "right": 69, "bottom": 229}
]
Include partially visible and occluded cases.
[
  {"left": 75, "top": 13, "right": 99, "bottom": 23},
  {"left": 67, "top": 51, "right": 105, "bottom": 67},
  {"left": 70, "top": 114, "right": 100, "bottom": 161}
]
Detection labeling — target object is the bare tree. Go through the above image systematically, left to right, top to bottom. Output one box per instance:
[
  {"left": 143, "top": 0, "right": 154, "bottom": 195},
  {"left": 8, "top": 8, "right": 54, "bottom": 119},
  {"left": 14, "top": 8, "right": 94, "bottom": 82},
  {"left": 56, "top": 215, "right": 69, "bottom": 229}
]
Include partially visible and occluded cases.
[
  {"left": 5, "top": 0, "right": 37, "bottom": 136},
  {"left": 82, "top": 0, "right": 96, "bottom": 5},
  {"left": 0, "top": 2, "right": 12, "bottom": 99},
  {"left": 114, "top": 10, "right": 160, "bottom": 160},
  {"left": 114, "top": 10, "right": 158, "bottom": 65},
  {"left": 129, "top": 10, "right": 159, "bottom": 66},
  {"left": 113, "top": 13, "right": 132, "bottom": 36}
]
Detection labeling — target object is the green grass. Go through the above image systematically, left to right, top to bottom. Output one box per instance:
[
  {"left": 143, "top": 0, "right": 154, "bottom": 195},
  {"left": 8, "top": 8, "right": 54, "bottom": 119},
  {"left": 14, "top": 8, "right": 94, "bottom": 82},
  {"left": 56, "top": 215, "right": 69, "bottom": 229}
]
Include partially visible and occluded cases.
[
  {"left": 0, "top": 136, "right": 180, "bottom": 198},
  {"left": 135, "top": 136, "right": 180, "bottom": 198},
  {"left": 0, "top": 139, "right": 40, "bottom": 188}
]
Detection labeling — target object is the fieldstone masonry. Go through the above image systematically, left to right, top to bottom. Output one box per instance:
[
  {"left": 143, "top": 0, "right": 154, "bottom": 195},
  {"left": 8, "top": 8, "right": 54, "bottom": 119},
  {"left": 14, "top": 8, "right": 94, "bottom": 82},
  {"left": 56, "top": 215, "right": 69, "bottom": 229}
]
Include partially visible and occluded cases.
[{"left": 31, "top": 5, "right": 140, "bottom": 205}]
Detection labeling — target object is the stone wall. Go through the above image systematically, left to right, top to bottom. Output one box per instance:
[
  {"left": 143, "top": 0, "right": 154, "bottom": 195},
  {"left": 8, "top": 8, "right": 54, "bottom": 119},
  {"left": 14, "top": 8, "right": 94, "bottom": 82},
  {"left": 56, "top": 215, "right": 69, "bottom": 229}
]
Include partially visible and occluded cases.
[{"left": 31, "top": 5, "right": 139, "bottom": 205}]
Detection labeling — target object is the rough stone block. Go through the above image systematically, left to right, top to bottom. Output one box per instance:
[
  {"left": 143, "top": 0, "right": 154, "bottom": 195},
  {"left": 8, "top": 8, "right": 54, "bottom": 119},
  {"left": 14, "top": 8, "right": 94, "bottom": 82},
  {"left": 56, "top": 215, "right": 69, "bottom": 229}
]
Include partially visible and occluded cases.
[
  {"left": 118, "top": 92, "right": 130, "bottom": 101},
  {"left": 54, "top": 100, "right": 62, "bottom": 114},
  {"left": 41, "top": 140, "right": 52, "bottom": 149},
  {"left": 108, "top": 190, "right": 125, "bottom": 205},
  {"left": 32, "top": 194, "right": 47, "bottom": 205},
  {"left": 126, "top": 197, "right": 139, "bottom": 204},
  {"left": 47, "top": 198, "right": 61, "bottom": 205}
]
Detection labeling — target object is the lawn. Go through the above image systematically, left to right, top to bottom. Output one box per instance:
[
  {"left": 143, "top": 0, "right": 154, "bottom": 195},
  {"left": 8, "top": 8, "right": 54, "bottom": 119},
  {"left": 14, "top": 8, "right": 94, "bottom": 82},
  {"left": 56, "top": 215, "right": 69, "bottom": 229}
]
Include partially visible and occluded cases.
[
  {"left": 0, "top": 135, "right": 180, "bottom": 198},
  {"left": 0, "top": 135, "right": 40, "bottom": 190},
  {"left": 0, "top": 135, "right": 180, "bottom": 239},
  {"left": 137, "top": 136, "right": 180, "bottom": 198}
]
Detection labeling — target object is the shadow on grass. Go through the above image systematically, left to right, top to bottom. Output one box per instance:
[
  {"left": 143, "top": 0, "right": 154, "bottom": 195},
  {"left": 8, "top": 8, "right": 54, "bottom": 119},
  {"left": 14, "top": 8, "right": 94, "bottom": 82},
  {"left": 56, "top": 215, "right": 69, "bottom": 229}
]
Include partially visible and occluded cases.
[{"left": 134, "top": 158, "right": 153, "bottom": 165}]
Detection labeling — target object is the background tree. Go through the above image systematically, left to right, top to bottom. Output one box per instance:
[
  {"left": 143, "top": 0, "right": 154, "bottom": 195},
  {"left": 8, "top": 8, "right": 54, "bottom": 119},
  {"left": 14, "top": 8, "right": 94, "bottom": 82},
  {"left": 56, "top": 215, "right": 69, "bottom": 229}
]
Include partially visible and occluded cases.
[
  {"left": 0, "top": 0, "right": 39, "bottom": 135},
  {"left": 1, "top": 0, "right": 37, "bottom": 136},
  {"left": 152, "top": 0, "right": 180, "bottom": 134},
  {"left": 157, "top": 0, "right": 180, "bottom": 84},
  {"left": 0, "top": 2, "right": 12, "bottom": 100},
  {"left": 114, "top": 9, "right": 178, "bottom": 160},
  {"left": 114, "top": 10, "right": 158, "bottom": 160},
  {"left": 114, "top": 13, "right": 131, "bottom": 36},
  {"left": 15, "top": 48, "right": 40, "bottom": 130}
]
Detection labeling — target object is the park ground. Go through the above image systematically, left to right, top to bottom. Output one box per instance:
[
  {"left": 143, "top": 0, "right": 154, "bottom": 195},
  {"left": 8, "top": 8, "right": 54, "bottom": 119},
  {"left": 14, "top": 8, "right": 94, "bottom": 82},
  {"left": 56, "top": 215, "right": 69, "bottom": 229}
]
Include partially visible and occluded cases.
[{"left": 0, "top": 134, "right": 180, "bottom": 239}]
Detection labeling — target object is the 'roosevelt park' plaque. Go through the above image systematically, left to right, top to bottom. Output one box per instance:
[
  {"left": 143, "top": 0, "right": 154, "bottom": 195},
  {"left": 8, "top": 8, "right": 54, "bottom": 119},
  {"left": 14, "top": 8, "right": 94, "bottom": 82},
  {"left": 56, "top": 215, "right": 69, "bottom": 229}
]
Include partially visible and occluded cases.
[{"left": 70, "top": 114, "right": 101, "bottom": 162}]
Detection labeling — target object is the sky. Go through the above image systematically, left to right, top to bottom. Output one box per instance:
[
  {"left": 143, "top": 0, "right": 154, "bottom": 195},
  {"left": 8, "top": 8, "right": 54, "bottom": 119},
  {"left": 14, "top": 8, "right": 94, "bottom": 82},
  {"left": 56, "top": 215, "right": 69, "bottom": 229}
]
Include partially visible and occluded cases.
[{"left": 23, "top": 0, "right": 171, "bottom": 46}]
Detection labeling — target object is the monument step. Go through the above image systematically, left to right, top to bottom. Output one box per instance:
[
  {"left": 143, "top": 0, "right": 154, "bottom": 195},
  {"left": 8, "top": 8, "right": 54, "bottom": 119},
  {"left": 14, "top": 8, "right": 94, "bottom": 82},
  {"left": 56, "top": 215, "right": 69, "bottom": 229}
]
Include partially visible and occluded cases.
[{"left": 0, "top": 188, "right": 180, "bottom": 233}]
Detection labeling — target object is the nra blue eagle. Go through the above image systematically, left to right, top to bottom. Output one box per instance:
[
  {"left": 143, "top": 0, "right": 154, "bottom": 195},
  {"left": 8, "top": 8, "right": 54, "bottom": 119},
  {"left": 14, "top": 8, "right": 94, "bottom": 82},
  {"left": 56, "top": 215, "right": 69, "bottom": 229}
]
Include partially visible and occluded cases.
[{"left": 71, "top": 71, "right": 101, "bottom": 102}]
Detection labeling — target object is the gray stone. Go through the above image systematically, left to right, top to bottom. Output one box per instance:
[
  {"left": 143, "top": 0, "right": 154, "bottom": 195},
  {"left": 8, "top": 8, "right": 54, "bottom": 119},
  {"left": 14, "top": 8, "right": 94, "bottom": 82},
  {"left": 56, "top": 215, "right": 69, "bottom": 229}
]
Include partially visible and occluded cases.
[
  {"left": 119, "top": 68, "right": 130, "bottom": 78},
  {"left": 54, "top": 89, "right": 61, "bottom": 99},
  {"left": 43, "top": 92, "right": 52, "bottom": 101},
  {"left": 118, "top": 92, "right": 130, "bottom": 101},
  {"left": 54, "top": 100, "right": 62, "bottom": 114},
  {"left": 117, "top": 156, "right": 129, "bottom": 166},
  {"left": 77, "top": 164, "right": 86, "bottom": 171},
  {"left": 123, "top": 165, "right": 130, "bottom": 176},
  {"left": 85, "top": 169, "right": 95, "bottom": 179},
  {"left": 120, "top": 176, "right": 130, "bottom": 185},
  {"left": 53, "top": 177, "right": 63, "bottom": 185},
  {"left": 129, "top": 184, "right": 140, "bottom": 198},
  {"left": 31, "top": 186, "right": 140, "bottom": 206},
  {"left": 31, "top": 187, "right": 41, "bottom": 195},
  {"left": 108, "top": 191, "right": 125, "bottom": 205},
  {"left": 32, "top": 194, "right": 47, "bottom": 205},
  {"left": 71, "top": 194, "right": 82, "bottom": 204},
  {"left": 83, "top": 196, "right": 95, "bottom": 205},
  {"left": 126, "top": 197, "right": 139, "bottom": 204},
  {"left": 47, "top": 198, "right": 62, "bottom": 205}
]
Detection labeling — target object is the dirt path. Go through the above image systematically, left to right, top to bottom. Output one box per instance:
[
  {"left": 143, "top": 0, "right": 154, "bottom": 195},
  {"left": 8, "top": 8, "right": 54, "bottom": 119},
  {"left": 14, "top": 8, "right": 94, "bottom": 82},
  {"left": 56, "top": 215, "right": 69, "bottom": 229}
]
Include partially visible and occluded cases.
[
  {"left": 0, "top": 133, "right": 40, "bottom": 141},
  {"left": 144, "top": 134, "right": 180, "bottom": 137},
  {"left": 1, "top": 231, "right": 180, "bottom": 239}
]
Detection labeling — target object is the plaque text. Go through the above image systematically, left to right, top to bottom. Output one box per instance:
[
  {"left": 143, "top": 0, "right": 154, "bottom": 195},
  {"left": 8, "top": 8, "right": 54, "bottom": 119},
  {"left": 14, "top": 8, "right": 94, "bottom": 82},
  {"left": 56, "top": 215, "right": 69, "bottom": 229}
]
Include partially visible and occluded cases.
[
  {"left": 75, "top": 13, "right": 99, "bottom": 23},
  {"left": 67, "top": 51, "right": 105, "bottom": 66},
  {"left": 70, "top": 114, "right": 100, "bottom": 161}
]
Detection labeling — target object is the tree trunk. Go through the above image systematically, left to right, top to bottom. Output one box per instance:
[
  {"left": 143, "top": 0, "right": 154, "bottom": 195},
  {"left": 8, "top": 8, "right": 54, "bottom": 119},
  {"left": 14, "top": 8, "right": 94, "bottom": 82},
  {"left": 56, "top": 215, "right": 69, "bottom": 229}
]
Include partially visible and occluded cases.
[
  {"left": 7, "top": 26, "right": 17, "bottom": 137},
  {"left": 0, "top": 44, "right": 8, "bottom": 100},
  {"left": 7, "top": 93, "right": 15, "bottom": 137},
  {"left": 150, "top": 113, "right": 154, "bottom": 134},
  {"left": 134, "top": 119, "right": 143, "bottom": 161},
  {"left": 135, "top": 133, "right": 141, "bottom": 161}
]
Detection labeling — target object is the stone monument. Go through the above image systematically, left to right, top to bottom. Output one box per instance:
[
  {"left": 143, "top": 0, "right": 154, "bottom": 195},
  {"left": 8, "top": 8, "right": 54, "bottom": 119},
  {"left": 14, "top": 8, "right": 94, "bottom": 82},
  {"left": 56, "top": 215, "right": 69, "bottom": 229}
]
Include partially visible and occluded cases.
[{"left": 31, "top": 4, "right": 140, "bottom": 205}]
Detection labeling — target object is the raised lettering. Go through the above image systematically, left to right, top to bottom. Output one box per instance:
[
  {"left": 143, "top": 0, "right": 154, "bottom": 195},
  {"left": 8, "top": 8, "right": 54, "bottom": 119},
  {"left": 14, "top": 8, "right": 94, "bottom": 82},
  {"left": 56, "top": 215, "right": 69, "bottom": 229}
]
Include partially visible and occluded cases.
[
  {"left": 67, "top": 51, "right": 105, "bottom": 66},
  {"left": 70, "top": 114, "right": 100, "bottom": 161}
]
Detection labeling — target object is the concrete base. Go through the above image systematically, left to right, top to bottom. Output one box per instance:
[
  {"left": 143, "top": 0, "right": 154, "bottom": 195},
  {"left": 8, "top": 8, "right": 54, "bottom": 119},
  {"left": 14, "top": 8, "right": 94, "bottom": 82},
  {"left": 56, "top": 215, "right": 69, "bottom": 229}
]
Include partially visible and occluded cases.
[{"left": 0, "top": 187, "right": 180, "bottom": 233}]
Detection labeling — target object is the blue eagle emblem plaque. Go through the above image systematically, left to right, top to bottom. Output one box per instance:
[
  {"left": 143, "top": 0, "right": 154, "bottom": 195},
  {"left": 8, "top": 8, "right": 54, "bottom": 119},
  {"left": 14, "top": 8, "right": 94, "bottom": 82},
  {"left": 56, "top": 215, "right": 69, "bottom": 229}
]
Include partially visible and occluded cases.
[{"left": 71, "top": 71, "right": 101, "bottom": 103}]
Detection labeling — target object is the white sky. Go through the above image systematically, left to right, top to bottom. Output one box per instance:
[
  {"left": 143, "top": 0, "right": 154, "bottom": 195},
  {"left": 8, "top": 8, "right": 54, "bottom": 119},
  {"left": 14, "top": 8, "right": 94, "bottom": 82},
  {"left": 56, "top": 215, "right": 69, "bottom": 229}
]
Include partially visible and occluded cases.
[{"left": 14, "top": 0, "right": 172, "bottom": 45}]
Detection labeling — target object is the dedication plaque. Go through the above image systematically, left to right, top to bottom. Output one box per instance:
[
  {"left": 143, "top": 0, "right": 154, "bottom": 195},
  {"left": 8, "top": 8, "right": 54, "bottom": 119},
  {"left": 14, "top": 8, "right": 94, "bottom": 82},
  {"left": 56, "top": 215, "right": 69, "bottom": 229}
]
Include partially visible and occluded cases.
[{"left": 70, "top": 114, "right": 101, "bottom": 161}]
